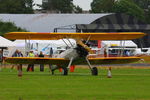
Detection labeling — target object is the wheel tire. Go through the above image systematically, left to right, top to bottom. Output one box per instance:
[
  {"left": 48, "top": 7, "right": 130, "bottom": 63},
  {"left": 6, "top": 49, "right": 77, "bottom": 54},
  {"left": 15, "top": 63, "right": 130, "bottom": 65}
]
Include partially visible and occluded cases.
[
  {"left": 62, "top": 67, "right": 68, "bottom": 75},
  {"left": 92, "top": 67, "right": 98, "bottom": 76},
  {"left": 51, "top": 70, "right": 54, "bottom": 75}
]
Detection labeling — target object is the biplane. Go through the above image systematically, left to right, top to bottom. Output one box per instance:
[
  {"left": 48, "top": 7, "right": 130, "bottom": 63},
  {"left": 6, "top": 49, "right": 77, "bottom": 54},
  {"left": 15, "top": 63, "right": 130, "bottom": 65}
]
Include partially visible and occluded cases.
[{"left": 4, "top": 32, "right": 146, "bottom": 75}]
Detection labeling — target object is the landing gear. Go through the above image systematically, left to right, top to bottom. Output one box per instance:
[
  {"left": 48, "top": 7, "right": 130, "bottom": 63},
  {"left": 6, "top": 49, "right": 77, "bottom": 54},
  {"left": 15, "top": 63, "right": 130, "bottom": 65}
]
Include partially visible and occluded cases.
[
  {"left": 61, "top": 57, "right": 73, "bottom": 76},
  {"left": 86, "top": 57, "right": 98, "bottom": 76},
  {"left": 49, "top": 60, "right": 71, "bottom": 76},
  {"left": 49, "top": 65, "right": 57, "bottom": 75},
  {"left": 51, "top": 67, "right": 68, "bottom": 75},
  {"left": 62, "top": 67, "right": 68, "bottom": 75},
  {"left": 92, "top": 67, "right": 98, "bottom": 76},
  {"left": 51, "top": 70, "right": 54, "bottom": 75}
]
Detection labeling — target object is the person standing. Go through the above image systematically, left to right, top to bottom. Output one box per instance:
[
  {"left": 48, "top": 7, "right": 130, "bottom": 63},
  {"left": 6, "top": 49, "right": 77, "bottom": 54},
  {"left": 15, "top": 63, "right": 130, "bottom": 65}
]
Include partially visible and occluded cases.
[
  {"left": 49, "top": 47, "right": 53, "bottom": 58},
  {"left": 11, "top": 50, "right": 23, "bottom": 71},
  {"left": 11, "top": 50, "right": 23, "bottom": 76},
  {"left": 27, "top": 50, "right": 35, "bottom": 72},
  {"left": 125, "top": 50, "right": 131, "bottom": 56},
  {"left": 39, "top": 51, "right": 44, "bottom": 72}
]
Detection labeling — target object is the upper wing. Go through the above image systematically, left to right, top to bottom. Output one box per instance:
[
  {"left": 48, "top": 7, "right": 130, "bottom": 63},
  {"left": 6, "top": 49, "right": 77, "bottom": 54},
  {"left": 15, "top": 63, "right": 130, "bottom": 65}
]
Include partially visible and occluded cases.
[
  {"left": 4, "top": 32, "right": 145, "bottom": 40},
  {"left": 5, "top": 57, "right": 141, "bottom": 65}
]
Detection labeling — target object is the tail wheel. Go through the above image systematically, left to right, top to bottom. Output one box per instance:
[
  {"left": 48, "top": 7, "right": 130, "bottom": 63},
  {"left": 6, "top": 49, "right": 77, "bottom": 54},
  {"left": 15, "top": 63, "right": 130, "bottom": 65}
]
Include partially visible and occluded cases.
[
  {"left": 62, "top": 67, "right": 68, "bottom": 75},
  {"left": 92, "top": 67, "right": 98, "bottom": 76}
]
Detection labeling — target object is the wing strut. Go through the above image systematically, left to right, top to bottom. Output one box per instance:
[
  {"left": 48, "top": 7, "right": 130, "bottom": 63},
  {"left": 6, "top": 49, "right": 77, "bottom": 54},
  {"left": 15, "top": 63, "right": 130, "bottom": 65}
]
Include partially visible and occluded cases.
[
  {"left": 85, "top": 35, "right": 91, "bottom": 44},
  {"left": 62, "top": 39, "right": 70, "bottom": 47},
  {"left": 62, "top": 39, "right": 74, "bottom": 48},
  {"left": 67, "top": 39, "right": 74, "bottom": 47},
  {"left": 61, "top": 57, "right": 74, "bottom": 76}
]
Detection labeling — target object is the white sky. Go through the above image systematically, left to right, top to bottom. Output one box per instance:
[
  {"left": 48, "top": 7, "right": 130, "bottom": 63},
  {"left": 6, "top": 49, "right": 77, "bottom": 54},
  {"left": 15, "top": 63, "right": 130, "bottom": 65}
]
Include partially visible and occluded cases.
[{"left": 34, "top": 0, "right": 93, "bottom": 10}]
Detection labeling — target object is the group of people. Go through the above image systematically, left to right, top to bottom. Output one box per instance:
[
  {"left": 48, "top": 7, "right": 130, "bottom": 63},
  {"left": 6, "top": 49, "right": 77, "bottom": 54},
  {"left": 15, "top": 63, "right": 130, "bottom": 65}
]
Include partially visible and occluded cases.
[{"left": 11, "top": 49, "right": 45, "bottom": 72}]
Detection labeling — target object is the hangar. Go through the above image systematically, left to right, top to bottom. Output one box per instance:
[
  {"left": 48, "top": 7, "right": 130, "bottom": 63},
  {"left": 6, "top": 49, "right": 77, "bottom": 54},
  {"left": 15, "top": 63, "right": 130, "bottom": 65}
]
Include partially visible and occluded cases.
[
  {"left": 0, "top": 13, "right": 149, "bottom": 55},
  {"left": 76, "top": 13, "right": 150, "bottom": 48}
]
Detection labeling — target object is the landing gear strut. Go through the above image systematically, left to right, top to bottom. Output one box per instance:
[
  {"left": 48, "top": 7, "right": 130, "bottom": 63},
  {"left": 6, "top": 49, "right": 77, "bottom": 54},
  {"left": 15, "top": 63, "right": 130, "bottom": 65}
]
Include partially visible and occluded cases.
[
  {"left": 61, "top": 57, "right": 73, "bottom": 76},
  {"left": 86, "top": 57, "right": 98, "bottom": 76}
]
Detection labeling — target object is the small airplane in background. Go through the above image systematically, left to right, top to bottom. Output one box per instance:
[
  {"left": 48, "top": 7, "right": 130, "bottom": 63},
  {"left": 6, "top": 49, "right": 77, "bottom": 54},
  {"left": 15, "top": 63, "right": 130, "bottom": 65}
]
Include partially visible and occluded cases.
[{"left": 4, "top": 32, "right": 146, "bottom": 75}]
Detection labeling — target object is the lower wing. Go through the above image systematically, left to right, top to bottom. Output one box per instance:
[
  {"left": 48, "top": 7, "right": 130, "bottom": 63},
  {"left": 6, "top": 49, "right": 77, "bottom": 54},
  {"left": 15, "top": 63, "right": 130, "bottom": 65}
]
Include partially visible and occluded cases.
[
  {"left": 5, "top": 57, "right": 141, "bottom": 65},
  {"left": 5, "top": 57, "right": 70, "bottom": 64},
  {"left": 88, "top": 57, "right": 140, "bottom": 64}
]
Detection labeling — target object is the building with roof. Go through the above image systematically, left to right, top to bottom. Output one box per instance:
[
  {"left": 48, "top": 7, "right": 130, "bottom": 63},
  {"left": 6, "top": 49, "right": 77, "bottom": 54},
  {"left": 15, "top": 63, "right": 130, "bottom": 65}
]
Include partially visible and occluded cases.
[
  {"left": 0, "top": 13, "right": 150, "bottom": 56},
  {"left": 76, "top": 13, "right": 150, "bottom": 48},
  {"left": 0, "top": 14, "right": 108, "bottom": 32}
]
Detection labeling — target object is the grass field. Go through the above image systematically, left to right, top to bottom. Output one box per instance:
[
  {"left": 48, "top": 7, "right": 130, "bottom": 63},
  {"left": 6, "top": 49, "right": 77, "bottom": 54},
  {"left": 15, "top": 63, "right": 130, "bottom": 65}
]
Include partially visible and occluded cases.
[{"left": 0, "top": 65, "right": 150, "bottom": 100}]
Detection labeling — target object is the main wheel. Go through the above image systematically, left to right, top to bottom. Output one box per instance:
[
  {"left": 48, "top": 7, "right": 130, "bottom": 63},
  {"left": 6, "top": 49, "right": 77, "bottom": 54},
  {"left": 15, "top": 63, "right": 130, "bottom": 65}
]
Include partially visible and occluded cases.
[
  {"left": 62, "top": 67, "right": 68, "bottom": 75},
  {"left": 92, "top": 67, "right": 98, "bottom": 76},
  {"left": 51, "top": 70, "right": 54, "bottom": 75}
]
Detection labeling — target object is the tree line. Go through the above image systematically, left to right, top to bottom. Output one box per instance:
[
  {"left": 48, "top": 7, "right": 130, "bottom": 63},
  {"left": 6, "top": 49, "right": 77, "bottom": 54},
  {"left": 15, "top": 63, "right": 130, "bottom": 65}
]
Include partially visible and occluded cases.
[
  {"left": 0, "top": 0, "right": 34, "bottom": 14},
  {"left": 0, "top": 0, "right": 83, "bottom": 14},
  {"left": 41, "top": 0, "right": 82, "bottom": 13},
  {"left": 91, "top": 0, "right": 150, "bottom": 23},
  {"left": 0, "top": 21, "right": 27, "bottom": 36}
]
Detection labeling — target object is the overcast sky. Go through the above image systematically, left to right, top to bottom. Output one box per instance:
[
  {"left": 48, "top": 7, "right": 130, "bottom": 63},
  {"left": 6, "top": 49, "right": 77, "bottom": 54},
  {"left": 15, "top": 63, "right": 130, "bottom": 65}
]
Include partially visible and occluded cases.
[{"left": 34, "top": 0, "right": 93, "bottom": 10}]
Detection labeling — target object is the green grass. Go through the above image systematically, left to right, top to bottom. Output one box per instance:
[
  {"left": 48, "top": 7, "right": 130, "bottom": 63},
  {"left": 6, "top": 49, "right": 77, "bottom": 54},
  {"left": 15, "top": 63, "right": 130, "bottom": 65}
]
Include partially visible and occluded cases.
[{"left": 0, "top": 66, "right": 150, "bottom": 100}]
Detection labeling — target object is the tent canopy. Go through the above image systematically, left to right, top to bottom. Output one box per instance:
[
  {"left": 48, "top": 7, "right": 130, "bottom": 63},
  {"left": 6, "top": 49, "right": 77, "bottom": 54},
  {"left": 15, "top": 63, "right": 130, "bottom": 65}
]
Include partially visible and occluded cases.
[
  {"left": 0, "top": 36, "right": 16, "bottom": 47},
  {"left": 102, "top": 40, "right": 137, "bottom": 48}
]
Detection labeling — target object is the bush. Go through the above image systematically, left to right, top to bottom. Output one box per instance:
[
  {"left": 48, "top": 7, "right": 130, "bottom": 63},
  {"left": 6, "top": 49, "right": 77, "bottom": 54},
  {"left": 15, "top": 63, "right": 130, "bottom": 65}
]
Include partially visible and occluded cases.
[{"left": 0, "top": 21, "right": 27, "bottom": 36}]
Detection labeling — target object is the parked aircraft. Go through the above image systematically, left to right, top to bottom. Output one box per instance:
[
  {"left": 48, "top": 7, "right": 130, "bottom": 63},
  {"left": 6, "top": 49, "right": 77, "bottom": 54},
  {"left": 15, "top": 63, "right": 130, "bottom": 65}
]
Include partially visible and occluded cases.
[{"left": 4, "top": 32, "right": 146, "bottom": 75}]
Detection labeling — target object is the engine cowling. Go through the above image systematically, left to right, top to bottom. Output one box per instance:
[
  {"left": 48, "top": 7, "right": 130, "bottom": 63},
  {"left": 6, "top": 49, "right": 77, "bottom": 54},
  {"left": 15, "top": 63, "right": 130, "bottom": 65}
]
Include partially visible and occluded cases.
[{"left": 75, "top": 44, "right": 89, "bottom": 57}]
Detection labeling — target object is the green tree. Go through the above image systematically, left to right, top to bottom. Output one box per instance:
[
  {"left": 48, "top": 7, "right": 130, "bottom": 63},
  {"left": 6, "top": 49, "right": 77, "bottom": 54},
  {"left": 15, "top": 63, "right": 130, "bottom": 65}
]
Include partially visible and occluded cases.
[
  {"left": 0, "top": 0, "right": 34, "bottom": 14},
  {"left": 23, "top": 0, "right": 35, "bottom": 13},
  {"left": 42, "top": 0, "right": 74, "bottom": 13},
  {"left": 91, "top": 0, "right": 115, "bottom": 13},
  {"left": 91, "top": 0, "right": 145, "bottom": 22},
  {"left": 113, "top": 0, "right": 145, "bottom": 21},
  {"left": 132, "top": 0, "right": 150, "bottom": 9},
  {"left": 132, "top": 0, "right": 150, "bottom": 23},
  {"left": 74, "top": 5, "right": 83, "bottom": 13},
  {"left": 146, "top": 8, "right": 150, "bottom": 23},
  {"left": 0, "top": 21, "right": 27, "bottom": 36}
]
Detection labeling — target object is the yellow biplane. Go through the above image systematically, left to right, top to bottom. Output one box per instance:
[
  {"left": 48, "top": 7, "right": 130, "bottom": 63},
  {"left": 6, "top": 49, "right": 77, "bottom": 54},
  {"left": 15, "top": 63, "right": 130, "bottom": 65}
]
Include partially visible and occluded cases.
[{"left": 4, "top": 32, "right": 146, "bottom": 75}]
